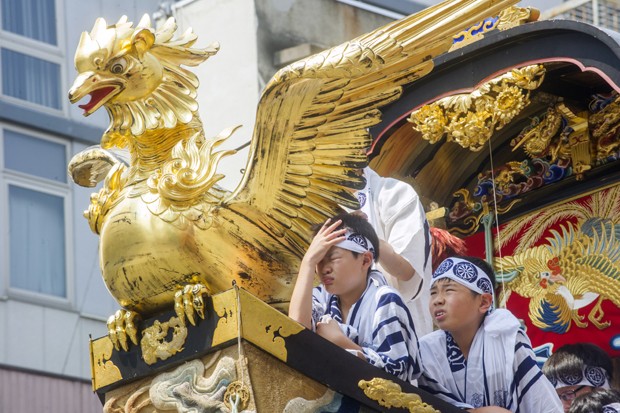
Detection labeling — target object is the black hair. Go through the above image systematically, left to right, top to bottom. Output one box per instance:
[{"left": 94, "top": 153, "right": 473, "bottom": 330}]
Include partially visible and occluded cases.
[
  {"left": 313, "top": 212, "right": 380, "bottom": 262},
  {"left": 542, "top": 343, "right": 614, "bottom": 385},
  {"left": 568, "top": 388, "right": 620, "bottom": 413}
]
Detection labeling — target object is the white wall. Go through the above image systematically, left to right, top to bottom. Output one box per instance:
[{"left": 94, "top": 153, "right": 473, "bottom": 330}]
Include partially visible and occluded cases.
[
  {"left": 173, "top": 0, "right": 260, "bottom": 191},
  {"left": 0, "top": 300, "right": 106, "bottom": 378}
]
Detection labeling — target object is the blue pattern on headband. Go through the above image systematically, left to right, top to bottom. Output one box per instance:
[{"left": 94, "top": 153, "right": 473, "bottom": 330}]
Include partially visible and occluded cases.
[
  {"left": 348, "top": 233, "right": 368, "bottom": 250},
  {"left": 434, "top": 258, "right": 454, "bottom": 277},
  {"left": 454, "top": 261, "right": 478, "bottom": 282},
  {"left": 477, "top": 278, "right": 493, "bottom": 294},
  {"left": 585, "top": 365, "right": 607, "bottom": 387}
]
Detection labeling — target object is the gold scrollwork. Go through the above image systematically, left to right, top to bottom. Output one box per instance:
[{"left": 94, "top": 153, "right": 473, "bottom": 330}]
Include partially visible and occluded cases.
[
  {"left": 450, "top": 6, "right": 539, "bottom": 51},
  {"left": 496, "top": 6, "right": 540, "bottom": 30},
  {"left": 408, "top": 65, "right": 546, "bottom": 151},
  {"left": 590, "top": 95, "right": 620, "bottom": 158},
  {"left": 513, "top": 102, "right": 595, "bottom": 178},
  {"left": 86, "top": 163, "right": 127, "bottom": 234},
  {"left": 449, "top": 189, "right": 520, "bottom": 236},
  {"left": 140, "top": 316, "right": 188, "bottom": 365},
  {"left": 90, "top": 336, "right": 123, "bottom": 391},
  {"left": 359, "top": 378, "right": 440, "bottom": 413},
  {"left": 223, "top": 381, "right": 251, "bottom": 411}
]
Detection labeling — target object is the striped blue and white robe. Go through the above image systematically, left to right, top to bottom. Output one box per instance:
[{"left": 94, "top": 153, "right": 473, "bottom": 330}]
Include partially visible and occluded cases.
[
  {"left": 311, "top": 271, "right": 422, "bottom": 382},
  {"left": 418, "top": 309, "right": 562, "bottom": 412}
]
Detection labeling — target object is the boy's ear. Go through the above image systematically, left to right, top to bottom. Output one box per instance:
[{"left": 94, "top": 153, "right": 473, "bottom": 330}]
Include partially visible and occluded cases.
[
  {"left": 361, "top": 251, "right": 373, "bottom": 268},
  {"left": 479, "top": 293, "right": 494, "bottom": 313}
]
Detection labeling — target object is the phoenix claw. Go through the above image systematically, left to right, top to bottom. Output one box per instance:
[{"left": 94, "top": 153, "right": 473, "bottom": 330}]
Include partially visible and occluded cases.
[
  {"left": 174, "top": 284, "right": 210, "bottom": 326},
  {"left": 107, "top": 309, "right": 140, "bottom": 351}
]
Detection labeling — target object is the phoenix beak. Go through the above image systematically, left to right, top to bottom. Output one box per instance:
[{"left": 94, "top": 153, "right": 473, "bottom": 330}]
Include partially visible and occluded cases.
[{"left": 68, "top": 72, "right": 122, "bottom": 115}]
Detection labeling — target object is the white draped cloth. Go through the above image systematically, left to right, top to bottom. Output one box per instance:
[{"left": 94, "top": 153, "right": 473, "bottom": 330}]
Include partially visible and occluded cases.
[
  {"left": 354, "top": 167, "right": 433, "bottom": 336},
  {"left": 418, "top": 309, "right": 563, "bottom": 412},
  {"left": 605, "top": 403, "right": 620, "bottom": 412}
]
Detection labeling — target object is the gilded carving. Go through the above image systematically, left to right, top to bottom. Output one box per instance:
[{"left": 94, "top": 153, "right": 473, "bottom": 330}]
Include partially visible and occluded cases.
[
  {"left": 67, "top": 0, "right": 521, "bottom": 348},
  {"left": 450, "top": 6, "right": 539, "bottom": 51},
  {"left": 495, "top": 6, "right": 540, "bottom": 30},
  {"left": 408, "top": 65, "right": 546, "bottom": 151},
  {"left": 589, "top": 94, "right": 620, "bottom": 159},
  {"left": 513, "top": 96, "right": 620, "bottom": 177},
  {"left": 511, "top": 106, "right": 563, "bottom": 158},
  {"left": 85, "top": 163, "right": 127, "bottom": 234},
  {"left": 448, "top": 189, "right": 520, "bottom": 236},
  {"left": 141, "top": 316, "right": 188, "bottom": 365},
  {"left": 101, "top": 350, "right": 258, "bottom": 412},
  {"left": 359, "top": 378, "right": 440, "bottom": 413},
  {"left": 223, "top": 381, "right": 251, "bottom": 411},
  {"left": 283, "top": 390, "right": 339, "bottom": 412}
]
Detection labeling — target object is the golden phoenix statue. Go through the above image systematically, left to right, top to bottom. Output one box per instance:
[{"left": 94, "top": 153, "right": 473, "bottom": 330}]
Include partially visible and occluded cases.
[{"left": 68, "top": 0, "right": 517, "bottom": 350}]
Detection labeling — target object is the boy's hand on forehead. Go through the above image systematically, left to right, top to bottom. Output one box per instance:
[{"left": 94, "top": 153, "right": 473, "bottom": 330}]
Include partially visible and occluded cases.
[{"left": 302, "top": 219, "right": 347, "bottom": 267}]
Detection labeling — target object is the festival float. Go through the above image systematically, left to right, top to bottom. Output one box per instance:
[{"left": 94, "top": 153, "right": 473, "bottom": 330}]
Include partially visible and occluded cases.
[{"left": 67, "top": 0, "right": 618, "bottom": 411}]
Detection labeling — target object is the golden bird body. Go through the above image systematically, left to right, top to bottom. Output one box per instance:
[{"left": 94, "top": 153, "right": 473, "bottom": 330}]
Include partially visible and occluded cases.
[{"left": 68, "top": 1, "right": 520, "bottom": 346}]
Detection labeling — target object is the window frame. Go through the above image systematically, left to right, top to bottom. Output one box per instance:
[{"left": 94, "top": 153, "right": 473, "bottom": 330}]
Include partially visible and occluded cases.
[
  {"left": 0, "top": 0, "right": 67, "bottom": 115},
  {"left": 0, "top": 123, "right": 74, "bottom": 309}
]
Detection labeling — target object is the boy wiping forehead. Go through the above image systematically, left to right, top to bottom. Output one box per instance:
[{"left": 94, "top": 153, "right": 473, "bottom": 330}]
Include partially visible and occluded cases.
[
  {"left": 289, "top": 213, "right": 421, "bottom": 382},
  {"left": 418, "top": 256, "right": 563, "bottom": 413}
]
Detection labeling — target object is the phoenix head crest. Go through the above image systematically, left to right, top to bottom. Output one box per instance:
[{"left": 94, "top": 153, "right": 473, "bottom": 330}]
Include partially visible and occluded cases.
[{"left": 69, "top": 15, "right": 219, "bottom": 141}]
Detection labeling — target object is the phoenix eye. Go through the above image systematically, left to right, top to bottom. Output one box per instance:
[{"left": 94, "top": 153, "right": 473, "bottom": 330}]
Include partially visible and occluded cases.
[{"left": 110, "top": 58, "right": 127, "bottom": 74}]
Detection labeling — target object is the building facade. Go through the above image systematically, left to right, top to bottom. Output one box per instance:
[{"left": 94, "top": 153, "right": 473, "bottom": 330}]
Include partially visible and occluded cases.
[{"left": 0, "top": 0, "right": 157, "bottom": 411}]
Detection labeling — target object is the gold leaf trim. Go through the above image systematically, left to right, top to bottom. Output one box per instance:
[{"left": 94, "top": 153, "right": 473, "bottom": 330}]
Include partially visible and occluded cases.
[
  {"left": 408, "top": 64, "right": 546, "bottom": 151},
  {"left": 140, "top": 316, "right": 188, "bottom": 365},
  {"left": 359, "top": 378, "right": 440, "bottom": 413}
]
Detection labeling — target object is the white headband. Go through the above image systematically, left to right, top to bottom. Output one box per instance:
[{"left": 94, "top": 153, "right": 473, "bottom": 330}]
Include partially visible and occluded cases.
[
  {"left": 336, "top": 229, "right": 376, "bottom": 260},
  {"left": 432, "top": 257, "right": 495, "bottom": 304},
  {"left": 548, "top": 366, "right": 610, "bottom": 389},
  {"left": 604, "top": 403, "right": 620, "bottom": 413}
]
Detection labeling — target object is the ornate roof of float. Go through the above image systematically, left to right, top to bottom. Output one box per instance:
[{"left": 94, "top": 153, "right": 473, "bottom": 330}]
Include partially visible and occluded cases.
[{"left": 369, "top": 17, "right": 620, "bottom": 236}]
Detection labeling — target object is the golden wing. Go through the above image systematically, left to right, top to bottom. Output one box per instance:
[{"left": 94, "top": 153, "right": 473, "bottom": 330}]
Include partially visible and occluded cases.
[
  {"left": 230, "top": 0, "right": 519, "bottom": 255},
  {"left": 68, "top": 145, "right": 129, "bottom": 187}
]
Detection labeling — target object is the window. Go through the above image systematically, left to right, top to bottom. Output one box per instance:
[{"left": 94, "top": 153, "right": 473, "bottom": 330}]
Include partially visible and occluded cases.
[
  {"left": 0, "top": 0, "right": 64, "bottom": 112},
  {"left": 1, "top": 0, "right": 58, "bottom": 44},
  {"left": 2, "top": 49, "right": 62, "bottom": 109},
  {"left": 1, "top": 125, "right": 72, "bottom": 300}
]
